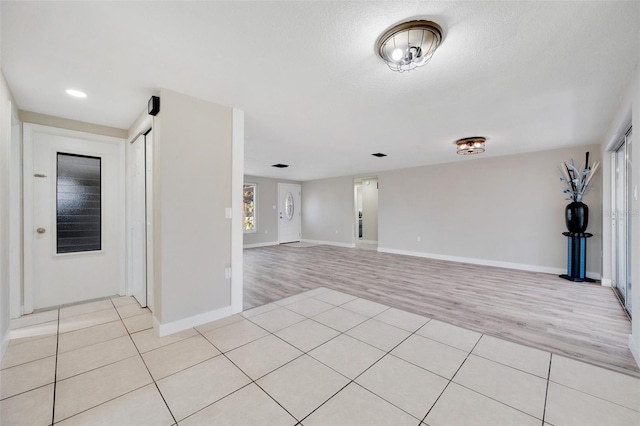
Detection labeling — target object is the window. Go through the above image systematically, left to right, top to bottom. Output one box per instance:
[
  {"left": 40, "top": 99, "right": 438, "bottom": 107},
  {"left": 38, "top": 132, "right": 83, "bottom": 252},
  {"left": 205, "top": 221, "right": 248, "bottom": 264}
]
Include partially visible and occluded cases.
[
  {"left": 56, "top": 153, "right": 102, "bottom": 253},
  {"left": 243, "top": 183, "right": 257, "bottom": 233}
]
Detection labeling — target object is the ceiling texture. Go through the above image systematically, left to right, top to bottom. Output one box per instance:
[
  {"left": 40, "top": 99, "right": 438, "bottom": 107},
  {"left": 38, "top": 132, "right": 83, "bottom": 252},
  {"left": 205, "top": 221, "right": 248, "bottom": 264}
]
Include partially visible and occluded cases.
[{"left": 2, "top": 1, "right": 639, "bottom": 181}]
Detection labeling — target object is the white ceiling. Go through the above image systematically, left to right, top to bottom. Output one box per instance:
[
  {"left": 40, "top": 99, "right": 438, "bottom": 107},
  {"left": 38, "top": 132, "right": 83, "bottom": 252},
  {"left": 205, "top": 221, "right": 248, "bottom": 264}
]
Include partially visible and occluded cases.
[{"left": 2, "top": 1, "right": 639, "bottom": 181}]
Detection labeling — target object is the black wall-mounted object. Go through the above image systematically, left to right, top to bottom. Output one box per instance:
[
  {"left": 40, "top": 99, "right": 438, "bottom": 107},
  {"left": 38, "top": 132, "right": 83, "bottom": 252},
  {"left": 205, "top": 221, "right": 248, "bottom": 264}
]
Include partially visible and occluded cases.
[{"left": 148, "top": 96, "right": 160, "bottom": 116}]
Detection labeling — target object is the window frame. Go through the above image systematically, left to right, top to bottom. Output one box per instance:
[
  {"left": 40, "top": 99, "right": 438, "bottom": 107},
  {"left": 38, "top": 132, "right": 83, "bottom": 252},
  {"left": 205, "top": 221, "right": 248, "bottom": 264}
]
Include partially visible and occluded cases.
[{"left": 243, "top": 182, "right": 258, "bottom": 234}]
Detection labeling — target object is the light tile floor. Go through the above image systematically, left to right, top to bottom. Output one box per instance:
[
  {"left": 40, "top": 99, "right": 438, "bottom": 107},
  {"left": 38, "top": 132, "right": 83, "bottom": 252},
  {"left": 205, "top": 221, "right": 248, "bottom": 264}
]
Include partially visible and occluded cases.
[{"left": 1, "top": 288, "right": 639, "bottom": 425}]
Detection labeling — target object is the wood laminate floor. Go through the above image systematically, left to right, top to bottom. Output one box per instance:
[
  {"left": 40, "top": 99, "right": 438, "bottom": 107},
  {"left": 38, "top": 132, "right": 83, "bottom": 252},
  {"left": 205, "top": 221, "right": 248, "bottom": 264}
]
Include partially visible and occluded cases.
[{"left": 244, "top": 245, "right": 639, "bottom": 377}]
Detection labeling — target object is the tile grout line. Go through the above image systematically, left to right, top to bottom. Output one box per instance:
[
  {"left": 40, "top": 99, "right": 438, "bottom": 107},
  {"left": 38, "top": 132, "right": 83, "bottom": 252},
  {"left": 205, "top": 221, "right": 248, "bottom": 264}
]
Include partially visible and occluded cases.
[
  {"left": 248, "top": 298, "right": 447, "bottom": 389},
  {"left": 47, "top": 299, "right": 168, "bottom": 425},
  {"left": 111, "top": 299, "right": 179, "bottom": 426},
  {"left": 192, "top": 307, "right": 400, "bottom": 424},
  {"left": 51, "top": 309, "right": 60, "bottom": 425},
  {"left": 297, "top": 313, "right": 437, "bottom": 424},
  {"left": 297, "top": 315, "right": 430, "bottom": 424},
  {"left": 191, "top": 326, "right": 303, "bottom": 424},
  {"left": 420, "top": 333, "right": 484, "bottom": 424},
  {"left": 439, "top": 336, "right": 547, "bottom": 423},
  {"left": 541, "top": 354, "right": 553, "bottom": 425}
]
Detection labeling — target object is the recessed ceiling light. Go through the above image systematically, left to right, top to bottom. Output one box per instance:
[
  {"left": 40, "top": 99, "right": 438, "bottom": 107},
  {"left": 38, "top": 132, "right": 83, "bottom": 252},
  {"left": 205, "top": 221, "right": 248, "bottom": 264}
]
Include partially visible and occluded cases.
[
  {"left": 65, "top": 89, "right": 87, "bottom": 98},
  {"left": 371, "top": 153, "right": 387, "bottom": 157},
  {"left": 272, "top": 164, "right": 289, "bottom": 168}
]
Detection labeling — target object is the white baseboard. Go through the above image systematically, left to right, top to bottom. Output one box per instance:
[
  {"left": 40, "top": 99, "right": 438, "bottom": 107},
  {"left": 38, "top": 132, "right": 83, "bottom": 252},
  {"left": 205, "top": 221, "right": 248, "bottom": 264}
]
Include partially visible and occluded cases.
[
  {"left": 302, "top": 239, "right": 356, "bottom": 248},
  {"left": 357, "top": 239, "right": 378, "bottom": 244},
  {"left": 243, "top": 241, "right": 278, "bottom": 249},
  {"left": 377, "top": 247, "right": 601, "bottom": 281},
  {"left": 601, "top": 278, "right": 612, "bottom": 287},
  {"left": 153, "top": 305, "right": 234, "bottom": 337},
  {"left": 1, "top": 328, "right": 9, "bottom": 361},
  {"left": 629, "top": 334, "right": 640, "bottom": 369}
]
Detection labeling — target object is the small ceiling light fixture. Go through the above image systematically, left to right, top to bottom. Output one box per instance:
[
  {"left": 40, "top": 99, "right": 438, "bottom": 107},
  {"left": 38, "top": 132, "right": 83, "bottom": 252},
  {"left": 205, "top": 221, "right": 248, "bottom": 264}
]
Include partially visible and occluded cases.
[
  {"left": 376, "top": 20, "right": 443, "bottom": 73},
  {"left": 65, "top": 89, "right": 87, "bottom": 98},
  {"left": 456, "top": 137, "right": 486, "bottom": 155},
  {"left": 371, "top": 153, "right": 387, "bottom": 157},
  {"left": 271, "top": 164, "right": 289, "bottom": 168}
]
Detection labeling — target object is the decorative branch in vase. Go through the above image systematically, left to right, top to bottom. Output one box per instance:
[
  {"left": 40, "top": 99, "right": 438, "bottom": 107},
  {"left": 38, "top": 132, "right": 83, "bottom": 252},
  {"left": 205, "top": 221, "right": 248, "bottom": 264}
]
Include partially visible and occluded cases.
[{"left": 558, "top": 152, "right": 599, "bottom": 233}]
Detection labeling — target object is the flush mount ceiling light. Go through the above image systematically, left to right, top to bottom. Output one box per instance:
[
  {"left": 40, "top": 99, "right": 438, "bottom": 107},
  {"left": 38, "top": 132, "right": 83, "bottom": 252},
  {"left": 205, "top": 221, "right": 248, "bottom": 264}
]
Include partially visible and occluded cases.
[
  {"left": 376, "top": 20, "right": 443, "bottom": 73},
  {"left": 65, "top": 89, "right": 87, "bottom": 98},
  {"left": 456, "top": 137, "right": 486, "bottom": 155}
]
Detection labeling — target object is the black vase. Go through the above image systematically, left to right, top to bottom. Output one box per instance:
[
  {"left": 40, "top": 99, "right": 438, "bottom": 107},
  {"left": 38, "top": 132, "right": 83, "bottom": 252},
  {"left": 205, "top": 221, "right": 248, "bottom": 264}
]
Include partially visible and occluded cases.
[{"left": 565, "top": 202, "right": 589, "bottom": 233}]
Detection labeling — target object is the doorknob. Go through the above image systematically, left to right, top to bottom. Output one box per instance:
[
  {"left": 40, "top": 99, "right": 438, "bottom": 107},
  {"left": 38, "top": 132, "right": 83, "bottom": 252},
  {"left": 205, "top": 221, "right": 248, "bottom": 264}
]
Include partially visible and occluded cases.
[{"left": 36, "top": 227, "right": 46, "bottom": 234}]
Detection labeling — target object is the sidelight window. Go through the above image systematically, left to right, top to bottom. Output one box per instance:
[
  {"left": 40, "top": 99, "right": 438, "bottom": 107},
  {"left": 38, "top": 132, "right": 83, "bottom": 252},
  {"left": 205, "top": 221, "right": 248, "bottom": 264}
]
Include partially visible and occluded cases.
[{"left": 243, "top": 183, "right": 257, "bottom": 232}]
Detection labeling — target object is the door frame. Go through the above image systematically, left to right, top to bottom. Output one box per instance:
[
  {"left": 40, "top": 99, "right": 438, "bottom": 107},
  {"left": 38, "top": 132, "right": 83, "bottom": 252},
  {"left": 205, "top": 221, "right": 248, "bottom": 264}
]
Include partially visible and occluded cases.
[
  {"left": 9, "top": 102, "right": 22, "bottom": 318},
  {"left": 126, "top": 116, "right": 153, "bottom": 306},
  {"left": 23, "top": 124, "right": 126, "bottom": 314},
  {"left": 611, "top": 128, "right": 633, "bottom": 315},
  {"left": 353, "top": 176, "right": 379, "bottom": 244},
  {"left": 277, "top": 183, "right": 301, "bottom": 244}
]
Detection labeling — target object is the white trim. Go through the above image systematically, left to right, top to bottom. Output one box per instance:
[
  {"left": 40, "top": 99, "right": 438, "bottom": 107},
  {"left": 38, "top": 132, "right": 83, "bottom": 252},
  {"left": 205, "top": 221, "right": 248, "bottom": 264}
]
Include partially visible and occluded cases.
[
  {"left": 9, "top": 102, "right": 22, "bottom": 319},
  {"left": 231, "top": 109, "right": 244, "bottom": 314},
  {"left": 127, "top": 115, "right": 152, "bottom": 145},
  {"left": 125, "top": 116, "right": 152, "bottom": 299},
  {"left": 22, "top": 124, "right": 34, "bottom": 314},
  {"left": 23, "top": 124, "right": 126, "bottom": 313},
  {"left": 116, "top": 131, "right": 126, "bottom": 297},
  {"left": 302, "top": 239, "right": 356, "bottom": 248},
  {"left": 357, "top": 239, "right": 378, "bottom": 244},
  {"left": 244, "top": 241, "right": 278, "bottom": 249},
  {"left": 377, "top": 247, "right": 601, "bottom": 280},
  {"left": 600, "top": 278, "right": 612, "bottom": 287},
  {"left": 153, "top": 305, "right": 233, "bottom": 337},
  {"left": 0, "top": 328, "right": 9, "bottom": 360},
  {"left": 629, "top": 334, "right": 640, "bottom": 369}
]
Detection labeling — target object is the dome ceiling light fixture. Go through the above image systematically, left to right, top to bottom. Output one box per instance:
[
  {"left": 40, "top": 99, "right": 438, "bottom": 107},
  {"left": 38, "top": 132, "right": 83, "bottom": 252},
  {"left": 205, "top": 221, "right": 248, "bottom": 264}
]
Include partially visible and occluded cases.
[
  {"left": 376, "top": 20, "right": 443, "bottom": 73},
  {"left": 456, "top": 137, "right": 487, "bottom": 155}
]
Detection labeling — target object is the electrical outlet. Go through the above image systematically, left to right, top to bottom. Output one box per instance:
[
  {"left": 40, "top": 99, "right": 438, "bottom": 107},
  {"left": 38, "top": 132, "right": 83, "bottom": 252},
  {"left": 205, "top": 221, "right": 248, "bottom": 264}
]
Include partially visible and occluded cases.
[
  {"left": 225, "top": 208, "right": 232, "bottom": 219},
  {"left": 265, "top": 229, "right": 268, "bottom": 234},
  {"left": 335, "top": 230, "right": 338, "bottom": 234},
  {"left": 417, "top": 236, "right": 421, "bottom": 242},
  {"left": 224, "top": 266, "right": 231, "bottom": 279}
]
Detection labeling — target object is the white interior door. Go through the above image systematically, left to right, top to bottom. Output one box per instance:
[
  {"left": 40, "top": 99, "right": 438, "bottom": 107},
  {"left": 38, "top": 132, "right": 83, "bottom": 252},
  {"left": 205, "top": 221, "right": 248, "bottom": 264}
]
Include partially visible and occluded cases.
[
  {"left": 24, "top": 124, "right": 124, "bottom": 311},
  {"left": 612, "top": 129, "right": 633, "bottom": 315},
  {"left": 145, "top": 130, "right": 154, "bottom": 312},
  {"left": 131, "top": 134, "right": 147, "bottom": 307},
  {"left": 278, "top": 183, "right": 301, "bottom": 243}
]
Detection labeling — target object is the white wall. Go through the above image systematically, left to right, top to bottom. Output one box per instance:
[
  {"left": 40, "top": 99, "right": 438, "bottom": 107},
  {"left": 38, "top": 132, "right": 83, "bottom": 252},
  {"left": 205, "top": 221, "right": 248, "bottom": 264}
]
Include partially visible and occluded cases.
[
  {"left": 601, "top": 45, "right": 640, "bottom": 367},
  {"left": 0, "top": 71, "right": 19, "bottom": 359},
  {"left": 151, "top": 89, "right": 243, "bottom": 335},
  {"left": 302, "top": 145, "right": 603, "bottom": 275},
  {"left": 378, "top": 145, "right": 602, "bottom": 275},
  {"left": 243, "top": 175, "right": 301, "bottom": 247},
  {"left": 302, "top": 176, "right": 355, "bottom": 247}
]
